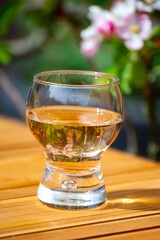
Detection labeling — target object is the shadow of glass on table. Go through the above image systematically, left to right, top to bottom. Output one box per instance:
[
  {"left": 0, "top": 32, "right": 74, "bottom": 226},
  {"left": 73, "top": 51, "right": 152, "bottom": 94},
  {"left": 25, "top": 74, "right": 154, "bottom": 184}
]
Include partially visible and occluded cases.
[{"left": 96, "top": 189, "right": 160, "bottom": 211}]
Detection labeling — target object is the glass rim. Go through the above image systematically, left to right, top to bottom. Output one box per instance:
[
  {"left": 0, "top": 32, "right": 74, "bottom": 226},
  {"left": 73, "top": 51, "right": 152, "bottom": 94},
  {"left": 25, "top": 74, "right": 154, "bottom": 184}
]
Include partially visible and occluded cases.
[{"left": 34, "top": 70, "right": 120, "bottom": 88}]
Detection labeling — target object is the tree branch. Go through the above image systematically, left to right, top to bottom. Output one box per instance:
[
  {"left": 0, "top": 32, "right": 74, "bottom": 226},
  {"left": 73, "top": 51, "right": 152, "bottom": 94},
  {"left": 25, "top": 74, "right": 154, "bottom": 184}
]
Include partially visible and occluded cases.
[{"left": 0, "top": 68, "right": 25, "bottom": 119}]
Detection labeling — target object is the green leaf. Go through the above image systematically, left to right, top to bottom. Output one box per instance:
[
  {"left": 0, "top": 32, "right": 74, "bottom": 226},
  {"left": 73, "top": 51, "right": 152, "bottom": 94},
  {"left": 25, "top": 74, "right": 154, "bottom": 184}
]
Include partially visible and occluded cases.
[
  {"left": 0, "top": 0, "right": 23, "bottom": 37},
  {"left": 46, "top": 0, "right": 59, "bottom": 11},
  {"left": 152, "top": 25, "right": 160, "bottom": 39},
  {"left": 0, "top": 42, "right": 11, "bottom": 65},
  {"left": 96, "top": 42, "right": 115, "bottom": 71},
  {"left": 121, "top": 52, "right": 147, "bottom": 93},
  {"left": 153, "top": 52, "right": 160, "bottom": 66},
  {"left": 131, "top": 57, "right": 147, "bottom": 88},
  {"left": 121, "top": 62, "right": 133, "bottom": 94},
  {"left": 105, "top": 66, "right": 118, "bottom": 77},
  {"left": 121, "top": 81, "right": 132, "bottom": 94}
]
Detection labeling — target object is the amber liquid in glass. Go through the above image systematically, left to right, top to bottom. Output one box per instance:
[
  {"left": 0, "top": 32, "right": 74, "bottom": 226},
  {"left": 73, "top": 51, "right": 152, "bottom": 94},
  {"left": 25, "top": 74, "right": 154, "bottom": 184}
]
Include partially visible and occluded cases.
[{"left": 26, "top": 106, "right": 123, "bottom": 172}]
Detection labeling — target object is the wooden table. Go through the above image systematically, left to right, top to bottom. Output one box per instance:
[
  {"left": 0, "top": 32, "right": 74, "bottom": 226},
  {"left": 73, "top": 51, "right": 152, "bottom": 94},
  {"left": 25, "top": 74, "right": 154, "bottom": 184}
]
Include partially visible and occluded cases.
[{"left": 0, "top": 115, "right": 160, "bottom": 239}]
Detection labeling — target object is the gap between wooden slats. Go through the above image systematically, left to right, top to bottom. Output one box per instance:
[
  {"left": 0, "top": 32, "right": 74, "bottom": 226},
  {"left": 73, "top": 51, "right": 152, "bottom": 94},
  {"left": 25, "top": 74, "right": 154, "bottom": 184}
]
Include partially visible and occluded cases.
[
  {"left": 0, "top": 116, "right": 160, "bottom": 239},
  {"left": 0, "top": 158, "right": 160, "bottom": 190},
  {"left": 0, "top": 176, "right": 160, "bottom": 236},
  {"left": 0, "top": 177, "right": 160, "bottom": 202},
  {"left": 0, "top": 210, "right": 160, "bottom": 239},
  {"left": 1, "top": 225, "right": 160, "bottom": 240},
  {"left": 86, "top": 227, "right": 160, "bottom": 240}
]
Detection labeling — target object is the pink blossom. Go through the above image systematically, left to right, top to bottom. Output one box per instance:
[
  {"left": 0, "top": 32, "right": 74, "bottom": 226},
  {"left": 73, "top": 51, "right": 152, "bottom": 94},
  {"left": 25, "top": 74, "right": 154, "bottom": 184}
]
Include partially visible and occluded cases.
[
  {"left": 111, "top": 0, "right": 136, "bottom": 26},
  {"left": 137, "top": 0, "right": 160, "bottom": 13},
  {"left": 80, "top": 1, "right": 154, "bottom": 55},
  {"left": 80, "top": 6, "right": 116, "bottom": 56},
  {"left": 88, "top": 6, "right": 115, "bottom": 36},
  {"left": 115, "top": 13, "right": 152, "bottom": 50},
  {"left": 95, "top": 19, "right": 114, "bottom": 36},
  {"left": 80, "top": 26, "right": 102, "bottom": 56},
  {"left": 81, "top": 39, "right": 100, "bottom": 56}
]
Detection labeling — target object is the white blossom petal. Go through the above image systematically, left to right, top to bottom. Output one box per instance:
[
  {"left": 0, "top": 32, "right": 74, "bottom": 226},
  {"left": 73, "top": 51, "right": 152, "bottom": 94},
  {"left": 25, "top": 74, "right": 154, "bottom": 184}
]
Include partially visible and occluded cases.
[
  {"left": 111, "top": 0, "right": 135, "bottom": 22},
  {"left": 153, "top": 0, "right": 160, "bottom": 10},
  {"left": 137, "top": 1, "right": 152, "bottom": 12},
  {"left": 88, "top": 6, "right": 103, "bottom": 21},
  {"left": 101, "top": 11, "right": 115, "bottom": 21},
  {"left": 115, "top": 14, "right": 136, "bottom": 39},
  {"left": 139, "top": 14, "right": 152, "bottom": 40},
  {"left": 115, "top": 25, "right": 131, "bottom": 39},
  {"left": 80, "top": 26, "right": 99, "bottom": 39},
  {"left": 125, "top": 34, "right": 144, "bottom": 50},
  {"left": 81, "top": 39, "right": 100, "bottom": 56}
]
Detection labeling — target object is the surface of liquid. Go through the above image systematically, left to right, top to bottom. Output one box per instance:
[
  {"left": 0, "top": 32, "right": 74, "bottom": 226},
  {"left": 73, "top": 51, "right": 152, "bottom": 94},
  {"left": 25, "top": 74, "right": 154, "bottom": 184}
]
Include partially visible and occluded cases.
[{"left": 26, "top": 106, "right": 123, "bottom": 171}]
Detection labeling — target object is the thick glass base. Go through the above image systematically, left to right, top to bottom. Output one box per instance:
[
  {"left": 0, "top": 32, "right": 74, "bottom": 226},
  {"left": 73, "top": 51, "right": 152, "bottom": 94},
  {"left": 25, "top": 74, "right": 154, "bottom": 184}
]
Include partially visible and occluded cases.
[
  {"left": 37, "top": 163, "right": 107, "bottom": 209},
  {"left": 37, "top": 183, "right": 106, "bottom": 209}
]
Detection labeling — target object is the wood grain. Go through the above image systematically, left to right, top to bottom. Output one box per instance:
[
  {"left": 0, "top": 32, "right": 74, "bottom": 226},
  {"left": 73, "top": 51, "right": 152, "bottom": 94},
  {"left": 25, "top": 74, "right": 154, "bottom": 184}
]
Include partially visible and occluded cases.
[
  {"left": 0, "top": 116, "right": 160, "bottom": 239},
  {"left": 1, "top": 214, "right": 160, "bottom": 240}
]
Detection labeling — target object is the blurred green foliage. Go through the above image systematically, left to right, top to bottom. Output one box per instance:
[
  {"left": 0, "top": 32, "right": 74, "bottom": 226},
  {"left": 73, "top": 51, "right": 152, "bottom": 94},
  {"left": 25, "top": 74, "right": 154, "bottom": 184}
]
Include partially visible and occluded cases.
[
  {"left": 0, "top": 0, "right": 159, "bottom": 94},
  {"left": 0, "top": 0, "right": 23, "bottom": 37},
  {"left": 0, "top": 0, "right": 159, "bottom": 93},
  {"left": 0, "top": 1, "right": 113, "bottom": 78},
  {"left": 0, "top": 42, "right": 11, "bottom": 64}
]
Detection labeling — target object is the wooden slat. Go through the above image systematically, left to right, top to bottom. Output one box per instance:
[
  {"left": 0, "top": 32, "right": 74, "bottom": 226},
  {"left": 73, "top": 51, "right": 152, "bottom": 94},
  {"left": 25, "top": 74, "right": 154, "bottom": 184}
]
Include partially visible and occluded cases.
[
  {"left": 0, "top": 115, "right": 160, "bottom": 240},
  {"left": 0, "top": 115, "right": 39, "bottom": 150},
  {"left": 0, "top": 142, "right": 159, "bottom": 190},
  {"left": 0, "top": 149, "right": 160, "bottom": 191},
  {"left": 0, "top": 154, "right": 44, "bottom": 189},
  {"left": 0, "top": 166, "right": 160, "bottom": 197},
  {"left": 0, "top": 175, "right": 160, "bottom": 237},
  {"left": 0, "top": 185, "right": 37, "bottom": 201},
  {"left": 1, "top": 209, "right": 160, "bottom": 239},
  {"left": 2, "top": 227, "right": 160, "bottom": 240},
  {"left": 91, "top": 227, "right": 160, "bottom": 240}
]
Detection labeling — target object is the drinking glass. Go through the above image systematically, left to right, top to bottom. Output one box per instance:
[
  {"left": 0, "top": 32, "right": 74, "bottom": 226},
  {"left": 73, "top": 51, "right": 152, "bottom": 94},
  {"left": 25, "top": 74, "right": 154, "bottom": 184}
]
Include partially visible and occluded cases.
[{"left": 26, "top": 70, "right": 124, "bottom": 209}]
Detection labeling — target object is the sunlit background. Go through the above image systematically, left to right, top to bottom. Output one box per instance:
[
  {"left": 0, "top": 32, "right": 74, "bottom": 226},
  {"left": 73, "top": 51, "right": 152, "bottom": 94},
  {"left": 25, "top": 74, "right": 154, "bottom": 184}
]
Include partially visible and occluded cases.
[{"left": 0, "top": 0, "right": 160, "bottom": 161}]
